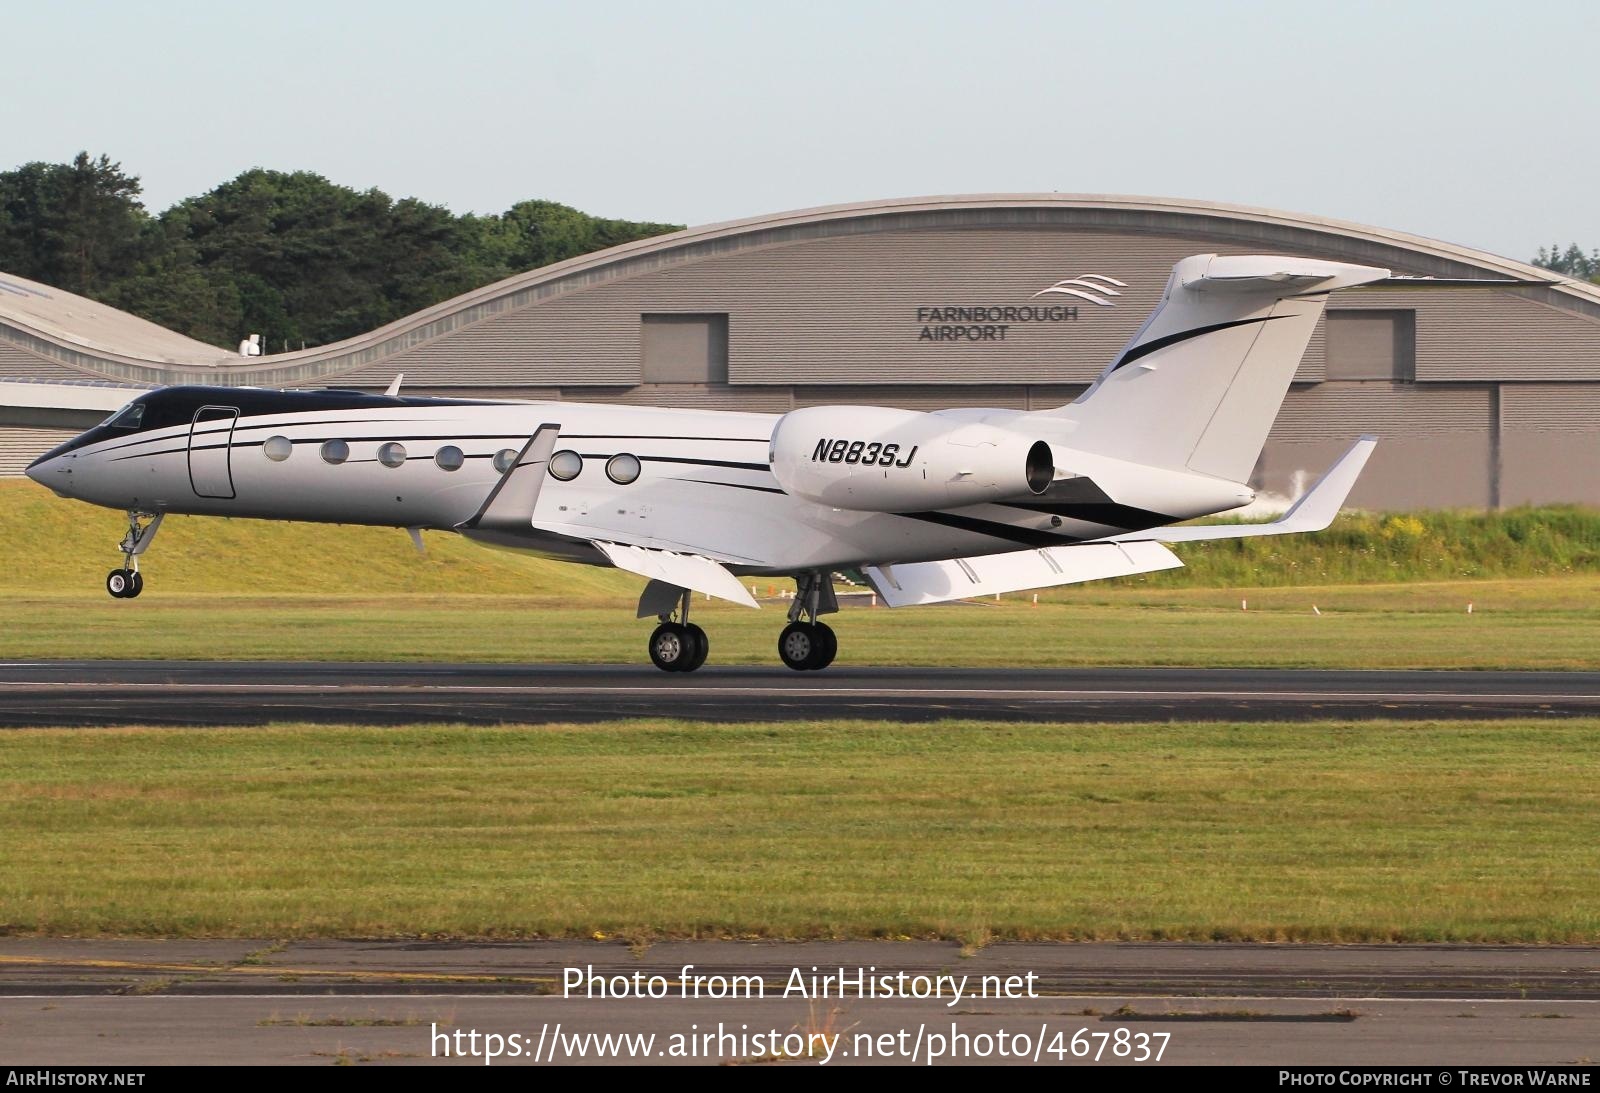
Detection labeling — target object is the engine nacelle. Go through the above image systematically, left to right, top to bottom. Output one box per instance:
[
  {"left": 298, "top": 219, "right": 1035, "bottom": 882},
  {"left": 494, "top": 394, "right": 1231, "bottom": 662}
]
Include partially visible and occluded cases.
[{"left": 768, "top": 405, "right": 1054, "bottom": 511}]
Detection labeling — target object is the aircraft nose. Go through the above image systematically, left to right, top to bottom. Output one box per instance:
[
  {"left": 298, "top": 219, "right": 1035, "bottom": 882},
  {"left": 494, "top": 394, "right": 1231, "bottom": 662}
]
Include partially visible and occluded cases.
[{"left": 25, "top": 452, "right": 64, "bottom": 489}]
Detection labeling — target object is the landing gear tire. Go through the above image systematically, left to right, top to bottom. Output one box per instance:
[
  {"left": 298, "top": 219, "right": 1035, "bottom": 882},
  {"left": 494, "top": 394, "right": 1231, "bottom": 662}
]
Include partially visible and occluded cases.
[
  {"left": 106, "top": 569, "right": 134, "bottom": 599},
  {"left": 127, "top": 571, "right": 144, "bottom": 599},
  {"left": 779, "top": 621, "right": 835, "bottom": 671},
  {"left": 649, "top": 622, "right": 707, "bottom": 673},
  {"left": 810, "top": 622, "right": 837, "bottom": 670},
  {"left": 680, "top": 623, "right": 709, "bottom": 673}
]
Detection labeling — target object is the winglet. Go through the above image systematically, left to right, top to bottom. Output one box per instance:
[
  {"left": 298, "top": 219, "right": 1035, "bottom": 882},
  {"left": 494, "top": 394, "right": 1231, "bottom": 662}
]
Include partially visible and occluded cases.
[
  {"left": 384, "top": 373, "right": 404, "bottom": 397},
  {"left": 456, "top": 424, "right": 562, "bottom": 531},
  {"left": 1271, "top": 434, "right": 1378, "bottom": 533},
  {"left": 1108, "top": 435, "right": 1377, "bottom": 543}
]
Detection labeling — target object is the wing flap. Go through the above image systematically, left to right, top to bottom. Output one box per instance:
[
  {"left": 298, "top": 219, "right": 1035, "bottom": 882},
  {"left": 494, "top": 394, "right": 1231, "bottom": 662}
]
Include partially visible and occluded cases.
[
  {"left": 530, "top": 518, "right": 769, "bottom": 568},
  {"left": 862, "top": 540, "right": 1183, "bottom": 607},
  {"left": 593, "top": 541, "right": 760, "bottom": 609}
]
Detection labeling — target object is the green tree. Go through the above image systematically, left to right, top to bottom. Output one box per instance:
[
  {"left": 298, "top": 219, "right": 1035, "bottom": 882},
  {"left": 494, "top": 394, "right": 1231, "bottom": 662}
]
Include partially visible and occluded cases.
[
  {"left": 0, "top": 153, "right": 147, "bottom": 294},
  {"left": 1, "top": 154, "right": 683, "bottom": 350},
  {"left": 1533, "top": 243, "right": 1600, "bottom": 282}
]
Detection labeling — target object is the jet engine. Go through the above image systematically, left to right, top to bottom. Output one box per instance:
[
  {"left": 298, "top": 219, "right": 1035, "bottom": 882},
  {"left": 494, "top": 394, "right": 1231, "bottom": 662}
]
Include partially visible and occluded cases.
[{"left": 768, "top": 405, "right": 1054, "bottom": 511}]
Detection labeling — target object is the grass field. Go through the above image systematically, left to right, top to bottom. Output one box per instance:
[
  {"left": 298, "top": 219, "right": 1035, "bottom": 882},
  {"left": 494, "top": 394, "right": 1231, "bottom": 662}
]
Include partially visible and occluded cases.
[
  {"left": 4, "top": 480, "right": 1596, "bottom": 667},
  {"left": 7, "top": 480, "right": 1598, "bottom": 595},
  {"left": 3, "top": 578, "right": 1597, "bottom": 668},
  {"left": 2, "top": 718, "right": 1597, "bottom": 942}
]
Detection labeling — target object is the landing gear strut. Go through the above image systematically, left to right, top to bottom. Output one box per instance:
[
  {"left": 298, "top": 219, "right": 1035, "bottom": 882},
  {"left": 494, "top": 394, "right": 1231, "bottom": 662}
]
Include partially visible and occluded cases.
[
  {"left": 106, "top": 511, "right": 163, "bottom": 600},
  {"left": 777, "top": 571, "right": 839, "bottom": 671},
  {"left": 647, "top": 587, "right": 709, "bottom": 673}
]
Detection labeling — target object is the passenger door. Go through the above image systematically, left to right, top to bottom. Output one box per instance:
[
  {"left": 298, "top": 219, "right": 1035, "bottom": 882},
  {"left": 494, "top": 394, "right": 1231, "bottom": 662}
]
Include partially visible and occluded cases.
[{"left": 188, "top": 406, "right": 238, "bottom": 499}]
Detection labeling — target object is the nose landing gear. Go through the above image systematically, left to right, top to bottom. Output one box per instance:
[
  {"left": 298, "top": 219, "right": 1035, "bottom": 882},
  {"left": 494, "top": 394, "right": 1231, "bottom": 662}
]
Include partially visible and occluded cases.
[
  {"left": 106, "top": 511, "right": 163, "bottom": 600},
  {"left": 106, "top": 568, "right": 143, "bottom": 599},
  {"left": 777, "top": 571, "right": 839, "bottom": 671},
  {"left": 647, "top": 587, "right": 709, "bottom": 673}
]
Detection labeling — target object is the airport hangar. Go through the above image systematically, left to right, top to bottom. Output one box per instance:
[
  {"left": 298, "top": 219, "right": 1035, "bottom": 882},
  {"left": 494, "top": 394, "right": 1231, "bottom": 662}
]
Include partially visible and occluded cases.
[{"left": 3, "top": 194, "right": 1598, "bottom": 511}]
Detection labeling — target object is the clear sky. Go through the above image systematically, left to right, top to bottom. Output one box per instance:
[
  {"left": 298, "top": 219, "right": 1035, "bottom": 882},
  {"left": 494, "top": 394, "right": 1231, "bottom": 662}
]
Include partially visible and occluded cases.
[{"left": 4, "top": 0, "right": 1595, "bottom": 262}]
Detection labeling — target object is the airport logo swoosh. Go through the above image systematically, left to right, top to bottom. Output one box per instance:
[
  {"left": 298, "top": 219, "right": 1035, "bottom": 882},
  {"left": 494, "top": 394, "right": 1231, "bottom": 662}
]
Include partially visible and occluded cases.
[{"left": 1032, "top": 273, "right": 1127, "bottom": 307}]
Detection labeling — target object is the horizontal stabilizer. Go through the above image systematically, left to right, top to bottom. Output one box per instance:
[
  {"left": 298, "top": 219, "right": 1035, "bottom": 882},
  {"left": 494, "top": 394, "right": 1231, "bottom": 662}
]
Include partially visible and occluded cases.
[
  {"left": 1180, "top": 254, "right": 1390, "bottom": 294},
  {"left": 1366, "top": 276, "right": 1557, "bottom": 289},
  {"left": 1108, "top": 435, "right": 1377, "bottom": 543},
  {"left": 862, "top": 540, "right": 1183, "bottom": 607},
  {"left": 594, "top": 541, "right": 760, "bottom": 609}
]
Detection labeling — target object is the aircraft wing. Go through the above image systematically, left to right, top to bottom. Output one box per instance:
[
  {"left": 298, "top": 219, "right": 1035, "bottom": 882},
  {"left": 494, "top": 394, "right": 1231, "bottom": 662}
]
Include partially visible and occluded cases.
[
  {"left": 1106, "top": 435, "right": 1376, "bottom": 544},
  {"left": 862, "top": 540, "right": 1183, "bottom": 608}
]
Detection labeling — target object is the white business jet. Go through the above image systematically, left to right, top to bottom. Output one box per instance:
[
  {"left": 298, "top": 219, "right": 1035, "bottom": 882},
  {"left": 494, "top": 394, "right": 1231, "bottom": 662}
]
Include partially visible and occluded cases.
[{"left": 27, "top": 254, "right": 1383, "bottom": 672}]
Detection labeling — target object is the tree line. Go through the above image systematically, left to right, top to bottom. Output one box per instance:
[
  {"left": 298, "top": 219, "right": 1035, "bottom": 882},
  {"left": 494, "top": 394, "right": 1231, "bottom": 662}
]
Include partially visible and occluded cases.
[
  {"left": 0, "top": 153, "right": 681, "bottom": 351},
  {"left": 5, "top": 153, "right": 1593, "bottom": 353},
  {"left": 1533, "top": 243, "right": 1600, "bottom": 282}
]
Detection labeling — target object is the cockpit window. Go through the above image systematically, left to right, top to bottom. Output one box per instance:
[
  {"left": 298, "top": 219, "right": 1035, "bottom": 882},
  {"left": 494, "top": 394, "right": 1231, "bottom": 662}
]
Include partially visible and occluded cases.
[{"left": 104, "top": 403, "right": 145, "bottom": 430}]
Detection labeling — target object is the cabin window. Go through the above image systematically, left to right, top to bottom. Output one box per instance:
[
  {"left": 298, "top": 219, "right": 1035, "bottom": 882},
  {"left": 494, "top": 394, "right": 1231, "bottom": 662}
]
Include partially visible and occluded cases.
[
  {"left": 262, "top": 436, "right": 293, "bottom": 462},
  {"left": 320, "top": 439, "right": 350, "bottom": 465},
  {"left": 378, "top": 442, "right": 408, "bottom": 468},
  {"left": 435, "top": 445, "right": 464, "bottom": 471},
  {"left": 493, "top": 448, "right": 518, "bottom": 474},
  {"left": 548, "top": 450, "right": 582, "bottom": 481},
  {"left": 606, "top": 453, "right": 642, "bottom": 485}
]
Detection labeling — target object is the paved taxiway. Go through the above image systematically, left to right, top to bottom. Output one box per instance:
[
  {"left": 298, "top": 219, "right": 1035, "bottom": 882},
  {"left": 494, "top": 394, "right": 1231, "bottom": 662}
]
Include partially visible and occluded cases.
[
  {"left": 1, "top": 662, "right": 1597, "bottom": 726},
  {"left": 3, "top": 940, "right": 1598, "bottom": 1065}
]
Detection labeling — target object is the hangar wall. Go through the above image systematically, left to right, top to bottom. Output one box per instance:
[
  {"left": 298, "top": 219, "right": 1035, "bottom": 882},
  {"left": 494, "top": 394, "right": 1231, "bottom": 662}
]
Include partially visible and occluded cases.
[{"left": 3, "top": 195, "right": 1598, "bottom": 510}]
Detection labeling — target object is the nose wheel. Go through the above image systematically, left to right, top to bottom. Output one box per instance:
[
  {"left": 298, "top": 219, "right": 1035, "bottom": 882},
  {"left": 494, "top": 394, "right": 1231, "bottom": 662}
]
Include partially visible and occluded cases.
[{"left": 106, "top": 568, "right": 144, "bottom": 599}]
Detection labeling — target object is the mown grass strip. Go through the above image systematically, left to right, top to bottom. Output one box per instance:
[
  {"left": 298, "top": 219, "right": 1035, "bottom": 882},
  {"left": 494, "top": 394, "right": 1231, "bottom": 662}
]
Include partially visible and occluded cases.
[
  {"left": 4, "top": 579, "right": 1596, "bottom": 668},
  {"left": 2, "top": 719, "right": 1597, "bottom": 942}
]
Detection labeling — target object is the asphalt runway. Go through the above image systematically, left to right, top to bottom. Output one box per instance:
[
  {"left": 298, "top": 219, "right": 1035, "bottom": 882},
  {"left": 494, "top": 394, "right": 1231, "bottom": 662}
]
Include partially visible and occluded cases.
[
  {"left": 1, "top": 661, "right": 1598, "bottom": 727},
  {"left": 3, "top": 940, "right": 1599, "bottom": 1065}
]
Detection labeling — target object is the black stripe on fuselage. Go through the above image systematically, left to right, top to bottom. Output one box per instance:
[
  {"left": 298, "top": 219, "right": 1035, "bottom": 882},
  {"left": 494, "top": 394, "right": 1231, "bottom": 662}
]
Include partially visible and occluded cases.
[
  {"left": 1111, "top": 315, "right": 1285, "bottom": 371},
  {"left": 86, "top": 417, "right": 447, "bottom": 458},
  {"left": 107, "top": 433, "right": 541, "bottom": 463},
  {"left": 560, "top": 434, "right": 768, "bottom": 443},
  {"left": 577, "top": 453, "right": 773, "bottom": 473},
  {"left": 679, "top": 479, "right": 788, "bottom": 495},
  {"left": 658, "top": 481, "right": 1128, "bottom": 548},
  {"left": 996, "top": 501, "right": 1175, "bottom": 531},
  {"left": 895, "top": 510, "right": 1086, "bottom": 548}
]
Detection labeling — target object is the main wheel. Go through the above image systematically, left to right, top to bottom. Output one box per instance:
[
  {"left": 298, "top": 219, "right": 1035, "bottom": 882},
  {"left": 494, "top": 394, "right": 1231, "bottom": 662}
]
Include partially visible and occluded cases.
[
  {"left": 105, "top": 569, "right": 132, "bottom": 598},
  {"left": 126, "top": 571, "right": 144, "bottom": 598},
  {"left": 778, "top": 621, "right": 823, "bottom": 671},
  {"left": 648, "top": 622, "right": 693, "bottom": 672},
  {"left": 810, "top": 622, "right": 837, "bottom": 670},
  {"left": 680, "top": 623, "right": 709, "bottom": 672}
]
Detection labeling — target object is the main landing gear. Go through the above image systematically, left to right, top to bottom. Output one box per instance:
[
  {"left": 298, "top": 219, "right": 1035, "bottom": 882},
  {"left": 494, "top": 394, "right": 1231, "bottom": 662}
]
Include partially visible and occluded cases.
[
  {"left": 106, "top": 511, "right": 163, "bottom": 600},
  {"left": 777, "top": 570, "right": 838, "bottom": 672},
  {"left": 641, "top": 571, "right": 844, "bottom": 673},
  {"left": 648, "top": 587, "right": 709, "bottom": 673}
]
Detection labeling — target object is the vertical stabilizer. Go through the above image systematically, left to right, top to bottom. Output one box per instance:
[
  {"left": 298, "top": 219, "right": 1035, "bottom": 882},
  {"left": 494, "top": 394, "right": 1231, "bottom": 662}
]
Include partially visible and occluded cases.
[{"left": 1049, "top": 254, "right": 1388, "bottom": 482}]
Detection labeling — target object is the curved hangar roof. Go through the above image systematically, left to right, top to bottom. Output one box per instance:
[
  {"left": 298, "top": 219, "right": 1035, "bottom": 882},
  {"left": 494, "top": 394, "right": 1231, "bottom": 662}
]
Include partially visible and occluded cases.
[{"left": 2, "top": 194, "right": 1598, "bottom": 391}]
